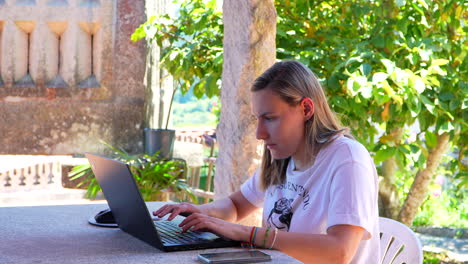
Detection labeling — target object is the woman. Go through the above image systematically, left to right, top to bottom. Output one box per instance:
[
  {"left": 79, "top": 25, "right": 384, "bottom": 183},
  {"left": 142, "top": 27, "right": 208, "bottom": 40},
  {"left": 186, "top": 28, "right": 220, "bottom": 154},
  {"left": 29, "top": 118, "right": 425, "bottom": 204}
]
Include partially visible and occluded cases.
[{"left": 154, "top": 61, "right": 380, "bottom": 263}]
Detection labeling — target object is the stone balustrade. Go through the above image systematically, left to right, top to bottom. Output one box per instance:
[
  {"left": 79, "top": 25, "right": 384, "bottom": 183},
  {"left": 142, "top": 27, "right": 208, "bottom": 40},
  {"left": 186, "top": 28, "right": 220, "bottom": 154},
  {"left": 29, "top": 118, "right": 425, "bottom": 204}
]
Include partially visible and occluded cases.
[
  {"left": 0, "top": 0, "right": 113, "bottom": 93},
  {"left": 0, "top": 0, "right": 146, "bottom": 155},
  {"left": 175, "top": 127, "right": 216, "bottom": 144},
  {"left": 1, "top": 161, "right": 61, "bottom": 191}
]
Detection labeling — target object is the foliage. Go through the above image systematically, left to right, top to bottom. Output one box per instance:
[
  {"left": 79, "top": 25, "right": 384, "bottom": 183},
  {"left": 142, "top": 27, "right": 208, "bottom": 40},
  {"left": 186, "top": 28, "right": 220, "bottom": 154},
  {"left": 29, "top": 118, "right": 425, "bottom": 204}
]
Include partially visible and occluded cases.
[
  {"left": 131, "top": 0, "right": 223, "bottom": 99},
  {"left": 275, "top": 0, "right": 466, "bottom": 223},
  {"left": 276, "top": 0, "right": 466, "bottom": 165},
  {"left": 172, "top": 89, "right": 219, "bottom": 127},
  {"left": 69, "top": 141, "right": 196, "bottom": 202},
  {"left": 398, "top": 151, "right": 468, "bottom": 228},
  {"left": 423, "top": 251, "right": 466, "bottom": 264}
]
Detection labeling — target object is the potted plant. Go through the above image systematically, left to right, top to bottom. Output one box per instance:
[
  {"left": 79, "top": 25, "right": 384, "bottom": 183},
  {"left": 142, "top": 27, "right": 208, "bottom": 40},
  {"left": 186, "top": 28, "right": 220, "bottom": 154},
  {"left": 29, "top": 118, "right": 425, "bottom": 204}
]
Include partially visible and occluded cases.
[
  {"left": 131, "top": 2, "right": 224, "bottom": 159},
  {"left": 143, "top": 82, "right": 177, "bottom": 160},
  {"left": 69, "top": 142, "right": 196, "bottom": 202}
]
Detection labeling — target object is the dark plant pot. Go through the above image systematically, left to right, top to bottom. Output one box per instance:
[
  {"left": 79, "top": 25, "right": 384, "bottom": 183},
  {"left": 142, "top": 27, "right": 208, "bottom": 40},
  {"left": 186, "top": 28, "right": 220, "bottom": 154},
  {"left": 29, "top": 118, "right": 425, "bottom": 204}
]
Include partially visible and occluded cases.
[{"left": 144, "top": 128, "right": 175, "bottom": 160}]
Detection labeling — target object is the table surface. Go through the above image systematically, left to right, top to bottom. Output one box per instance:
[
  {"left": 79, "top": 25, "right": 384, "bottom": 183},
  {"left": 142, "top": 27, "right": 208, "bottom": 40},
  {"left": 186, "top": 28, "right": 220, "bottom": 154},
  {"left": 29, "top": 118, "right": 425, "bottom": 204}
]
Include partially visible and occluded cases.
[{"left": 0, "top": 202, "right": 302, "bottom": 264}]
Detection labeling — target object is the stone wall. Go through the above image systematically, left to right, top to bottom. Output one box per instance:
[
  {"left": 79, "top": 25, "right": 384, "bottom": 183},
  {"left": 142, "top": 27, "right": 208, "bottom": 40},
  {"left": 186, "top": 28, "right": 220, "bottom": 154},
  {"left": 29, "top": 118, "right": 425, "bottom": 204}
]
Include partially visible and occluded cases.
[{"left": 0, "top": 0, "right": 146, "bottom": 155}]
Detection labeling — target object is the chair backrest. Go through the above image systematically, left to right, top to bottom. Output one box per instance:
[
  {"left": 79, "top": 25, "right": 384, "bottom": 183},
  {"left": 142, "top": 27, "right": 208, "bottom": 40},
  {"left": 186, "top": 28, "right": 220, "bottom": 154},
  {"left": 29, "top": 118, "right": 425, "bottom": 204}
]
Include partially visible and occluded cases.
[{"left": 379, "top": 217, "right": 423, "bottom": 264}]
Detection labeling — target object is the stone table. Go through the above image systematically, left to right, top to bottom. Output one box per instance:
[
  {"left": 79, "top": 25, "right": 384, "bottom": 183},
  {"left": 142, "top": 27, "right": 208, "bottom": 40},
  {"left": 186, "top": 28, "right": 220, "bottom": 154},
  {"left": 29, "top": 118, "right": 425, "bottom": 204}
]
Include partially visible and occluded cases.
[{"left": 0, "top": 202, "right": 302, "bottom": 264}]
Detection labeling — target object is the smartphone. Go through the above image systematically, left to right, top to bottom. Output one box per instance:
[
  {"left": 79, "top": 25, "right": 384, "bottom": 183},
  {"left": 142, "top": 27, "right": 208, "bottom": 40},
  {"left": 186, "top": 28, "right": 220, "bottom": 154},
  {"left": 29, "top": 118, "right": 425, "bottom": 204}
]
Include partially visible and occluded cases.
[{"left": 197, "top": 250, "right": 271, "bottom": 264}]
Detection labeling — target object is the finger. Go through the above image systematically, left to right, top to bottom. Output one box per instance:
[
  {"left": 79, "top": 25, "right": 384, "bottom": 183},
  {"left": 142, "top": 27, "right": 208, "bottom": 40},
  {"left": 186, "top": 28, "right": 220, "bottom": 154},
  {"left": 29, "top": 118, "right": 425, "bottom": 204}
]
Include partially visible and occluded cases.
[
  {"left": 153, "top": 205, "right": 169, "bottom": 216},
  {"left": 155, "top": 205, "right": 174, "bottom": 217},
  {"left": 163, "top": 206, "right": 179, "bottom": 217},
  {"left": 168, "top": 207, "right": 184, "bottom": 221},
  {"left": 179, "top": 213, "right": 198, "bottom": 227},
  {"left": 180, "top": 217, "right": 203, "bottom": 233},
  {"left": 189, "top": 219, "right": 217, "bottom": 233}
]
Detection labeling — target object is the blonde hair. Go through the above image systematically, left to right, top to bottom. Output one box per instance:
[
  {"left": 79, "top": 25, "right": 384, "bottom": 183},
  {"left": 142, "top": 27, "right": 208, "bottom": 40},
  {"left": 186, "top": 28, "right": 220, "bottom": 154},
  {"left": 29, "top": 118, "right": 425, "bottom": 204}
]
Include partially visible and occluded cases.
[{"left": 251, "top": 60, "right": 352, "bottom": 190}]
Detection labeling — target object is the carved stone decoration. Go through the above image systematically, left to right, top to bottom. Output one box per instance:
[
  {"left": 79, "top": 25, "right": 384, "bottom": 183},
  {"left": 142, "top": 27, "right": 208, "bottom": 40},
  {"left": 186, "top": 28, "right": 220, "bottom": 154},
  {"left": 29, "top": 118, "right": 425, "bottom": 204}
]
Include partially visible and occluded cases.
[
  {"left": 13, "top": 21, "right": 36, "bottom": 88},
  {"left": 46, "top": 21, "right": 69, "bottom": 88},
  {"left": 77, "top": 22, "right": 100, "bottom": 88}
]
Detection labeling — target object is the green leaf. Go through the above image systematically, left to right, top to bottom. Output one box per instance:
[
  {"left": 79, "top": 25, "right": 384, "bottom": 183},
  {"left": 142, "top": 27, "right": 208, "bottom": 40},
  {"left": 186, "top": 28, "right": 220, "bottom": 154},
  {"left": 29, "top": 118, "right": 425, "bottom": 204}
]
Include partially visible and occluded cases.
[
  {"left": 396, "top": 0, "right": 406, "bottom": 7},
  {"left": 372, "top": 35, "right": 385, "bottom": 48},
  {"left": 418, "top": 49, "right": 431, "bottom": 61},
  {"left": 408, "top": 53, "right": 419, "bottom": 65},
  {"left": 381, "top": 59, "right": 395, "bottom": 74},
  {"left": 431, "top": 59, "right": 449, "bottom": 66},
  {"left": 360, "top": 63, "right": 372, "bottom": 77},
  {"left": 428, "top": 65, "right": 447, "bottom": 76},
  {"left": 372, "top": 72, "right": 388, "bottom": 84},
  {"left": 327, "top": 74, "right": 341, "bottom": 90},
  {"left": 204, "top": 75, "right": 218, "bottom": 98},
  {"left": 412, "top": 76, "right": 425, "bottom": 93},
  {"left": 439, "top": 91, "right": 454, "bottom": 101},
  {"left": 408, "top": 94, "right": 422, "bottom": 117},
  {"left": 420, "top": 94, "right": 435, "bottom": 114},
  {"left": 449, "top": 100, "right": 461, "bottom": 111},
  {"left": 439, "top": 121, "right": 455, "bottom": 133},
  {"left": 425, "top": 131, "right": 437, "bottom": 148},
  {"left": 410, "top": 144, "right": 420, "bottom": 153},
  {"left": 398, "top": 145, "right": 411, "bottom": 154},
  {"left": 374, "top": 147, "right": 397, "bottom": 164},
  {"left": 395, "top": 149, "right": 407, "bottom": 168},
  {"left": 417, "top": 152, "right": 427, "bottom": 168}
]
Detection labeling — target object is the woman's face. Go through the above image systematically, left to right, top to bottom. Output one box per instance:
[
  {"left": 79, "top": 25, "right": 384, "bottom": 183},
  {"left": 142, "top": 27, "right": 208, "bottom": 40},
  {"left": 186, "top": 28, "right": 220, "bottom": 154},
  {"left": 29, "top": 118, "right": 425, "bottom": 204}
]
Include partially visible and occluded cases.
[{"left": 252, "top": 88, "right": 307, "bottom": 160}]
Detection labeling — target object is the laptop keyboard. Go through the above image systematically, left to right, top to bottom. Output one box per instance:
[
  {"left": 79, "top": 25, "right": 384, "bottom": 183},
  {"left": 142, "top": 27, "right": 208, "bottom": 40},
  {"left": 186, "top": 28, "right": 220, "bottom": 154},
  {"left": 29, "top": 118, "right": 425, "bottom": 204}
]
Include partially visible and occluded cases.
[{"left": 154, "top": 221, "right": 213, "bottom": 245}]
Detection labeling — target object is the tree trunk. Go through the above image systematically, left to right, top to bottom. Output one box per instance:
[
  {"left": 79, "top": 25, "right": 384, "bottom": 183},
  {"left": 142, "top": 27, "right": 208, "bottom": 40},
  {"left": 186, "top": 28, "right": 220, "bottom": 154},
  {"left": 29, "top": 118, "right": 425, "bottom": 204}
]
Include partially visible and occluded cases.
[
  {"left": 144, "top": 0, "right": 173, "bottom": 129},
  {"left": 379, "top": 127, "right": 403, "bottom": 219},
  {"left": 398, "top": 133, "right": 450, "bottom": 225},
  {"left": 379, "top": 157, "right": 401, "bottom": 219}
]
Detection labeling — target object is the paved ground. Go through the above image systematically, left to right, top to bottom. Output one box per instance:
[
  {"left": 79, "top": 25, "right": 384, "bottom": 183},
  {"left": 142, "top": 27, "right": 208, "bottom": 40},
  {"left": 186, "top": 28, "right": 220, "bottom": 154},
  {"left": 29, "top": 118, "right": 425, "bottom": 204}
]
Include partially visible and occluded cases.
[{"left": 416, "top": 233, "right": 468, "bottom": 262}]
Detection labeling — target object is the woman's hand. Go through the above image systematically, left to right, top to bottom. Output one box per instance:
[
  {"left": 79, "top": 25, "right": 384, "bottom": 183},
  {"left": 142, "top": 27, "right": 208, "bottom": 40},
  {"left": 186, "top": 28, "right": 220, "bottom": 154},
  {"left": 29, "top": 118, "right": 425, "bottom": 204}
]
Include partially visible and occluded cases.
[
  {"left": 153, "top": 202, "right": 202, "bottom": 221},
  {"left": 178, "top": 212, "right": 249, "bottom": 242}
]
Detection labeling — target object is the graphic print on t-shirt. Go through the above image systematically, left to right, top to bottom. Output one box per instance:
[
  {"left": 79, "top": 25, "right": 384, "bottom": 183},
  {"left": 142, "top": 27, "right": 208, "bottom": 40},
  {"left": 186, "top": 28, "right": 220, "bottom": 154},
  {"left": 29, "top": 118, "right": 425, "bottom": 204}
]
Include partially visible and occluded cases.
[{"left": 267, "top": 197, "right": 293, "bottom": 231}]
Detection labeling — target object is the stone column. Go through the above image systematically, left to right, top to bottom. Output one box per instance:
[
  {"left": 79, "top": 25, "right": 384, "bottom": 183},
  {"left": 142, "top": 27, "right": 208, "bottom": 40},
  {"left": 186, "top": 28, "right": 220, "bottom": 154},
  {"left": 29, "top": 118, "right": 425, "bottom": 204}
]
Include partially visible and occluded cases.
[{"left": 215, "top": 0, "right": 276, "bottom": 214}]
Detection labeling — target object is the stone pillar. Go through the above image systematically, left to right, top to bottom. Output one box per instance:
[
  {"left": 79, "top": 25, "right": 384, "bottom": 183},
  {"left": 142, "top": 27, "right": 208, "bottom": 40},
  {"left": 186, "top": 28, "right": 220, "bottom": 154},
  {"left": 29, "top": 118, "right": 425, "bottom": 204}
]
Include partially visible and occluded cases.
[
  {"left": 0, "top": 0, "right": 146, "bottom": 154},
  {"left": 215, "top": 0, "right": 276, "bottom": 203}
]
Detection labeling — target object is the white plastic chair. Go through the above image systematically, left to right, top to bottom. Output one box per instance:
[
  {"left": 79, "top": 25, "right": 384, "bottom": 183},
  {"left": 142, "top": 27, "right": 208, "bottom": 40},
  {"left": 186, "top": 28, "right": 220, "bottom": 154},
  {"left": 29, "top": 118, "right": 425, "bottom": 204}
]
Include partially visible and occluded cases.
[{"left": 379, "top": 217, "right": 423, "bottom": 264}]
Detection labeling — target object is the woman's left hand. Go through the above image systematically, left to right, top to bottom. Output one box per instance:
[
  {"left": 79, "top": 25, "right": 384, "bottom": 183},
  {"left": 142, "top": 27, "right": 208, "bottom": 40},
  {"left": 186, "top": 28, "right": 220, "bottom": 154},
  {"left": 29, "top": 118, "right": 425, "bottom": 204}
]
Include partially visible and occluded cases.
[{"left": 178, "top": 213, "right": 249, "bottom": 242}]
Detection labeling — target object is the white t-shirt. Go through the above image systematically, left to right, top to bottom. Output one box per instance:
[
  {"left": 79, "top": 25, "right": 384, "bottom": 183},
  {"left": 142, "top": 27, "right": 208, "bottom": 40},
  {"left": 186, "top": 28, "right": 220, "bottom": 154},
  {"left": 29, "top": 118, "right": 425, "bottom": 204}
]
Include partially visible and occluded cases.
[{"left": 241, "top": 136, "right": 380, "bottom": 263}]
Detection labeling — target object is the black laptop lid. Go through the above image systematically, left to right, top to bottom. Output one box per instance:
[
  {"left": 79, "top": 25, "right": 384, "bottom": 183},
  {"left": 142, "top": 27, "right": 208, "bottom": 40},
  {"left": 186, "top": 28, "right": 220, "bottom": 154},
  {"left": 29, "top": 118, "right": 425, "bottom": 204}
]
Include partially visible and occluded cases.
[{"left": 85, "top": 153, "right": 163, "bottom": 249}]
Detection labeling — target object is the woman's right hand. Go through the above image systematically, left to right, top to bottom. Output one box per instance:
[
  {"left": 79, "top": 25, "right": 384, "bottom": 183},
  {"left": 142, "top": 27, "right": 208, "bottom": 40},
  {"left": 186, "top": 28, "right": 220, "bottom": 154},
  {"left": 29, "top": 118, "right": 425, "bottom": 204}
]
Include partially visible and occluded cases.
[{"left": 153, "top": 202, "right": 203, "bottom": 221}]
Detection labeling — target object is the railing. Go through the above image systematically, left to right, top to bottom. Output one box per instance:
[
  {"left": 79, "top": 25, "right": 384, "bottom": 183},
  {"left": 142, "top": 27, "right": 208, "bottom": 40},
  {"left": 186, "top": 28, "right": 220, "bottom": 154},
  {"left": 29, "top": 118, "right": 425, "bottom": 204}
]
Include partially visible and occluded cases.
[
  {"left": 0, "top": 127, "right": 217, "bottom": 203},
  {"left": 175, "top": 127, "right": 217, "bottom": 203},
  {"left": 0, "top": 162, "right": 62, "bottom": 192}
]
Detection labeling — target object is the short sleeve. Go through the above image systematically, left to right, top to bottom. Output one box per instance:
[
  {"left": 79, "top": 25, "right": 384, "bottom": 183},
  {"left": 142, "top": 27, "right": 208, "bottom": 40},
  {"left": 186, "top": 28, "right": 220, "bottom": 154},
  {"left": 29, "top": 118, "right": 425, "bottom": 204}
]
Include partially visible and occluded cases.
[
  {"left": 327, "top": 158, "right": 378, "bottom": 240},
  {"left": 240, "top": 170, "right": 265, "bottom": 208}
]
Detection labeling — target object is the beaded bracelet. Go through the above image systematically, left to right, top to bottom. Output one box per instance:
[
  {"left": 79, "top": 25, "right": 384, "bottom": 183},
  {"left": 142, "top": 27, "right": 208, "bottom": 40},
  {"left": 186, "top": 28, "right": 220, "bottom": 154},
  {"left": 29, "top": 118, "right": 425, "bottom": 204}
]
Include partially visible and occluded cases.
[
  {"left": 262, "top": 226, "right": 271, "bottom": 248},
  {"left": 269, "top": 228, "right": 278, "bottom": 249}
]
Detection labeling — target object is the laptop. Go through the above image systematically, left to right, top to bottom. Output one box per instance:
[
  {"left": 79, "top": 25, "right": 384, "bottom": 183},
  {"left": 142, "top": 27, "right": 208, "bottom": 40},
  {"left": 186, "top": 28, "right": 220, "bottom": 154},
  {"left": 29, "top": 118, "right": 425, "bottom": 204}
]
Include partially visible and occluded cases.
[{"left": 85, "top": 153, "right": 240, "bottom": 252}]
